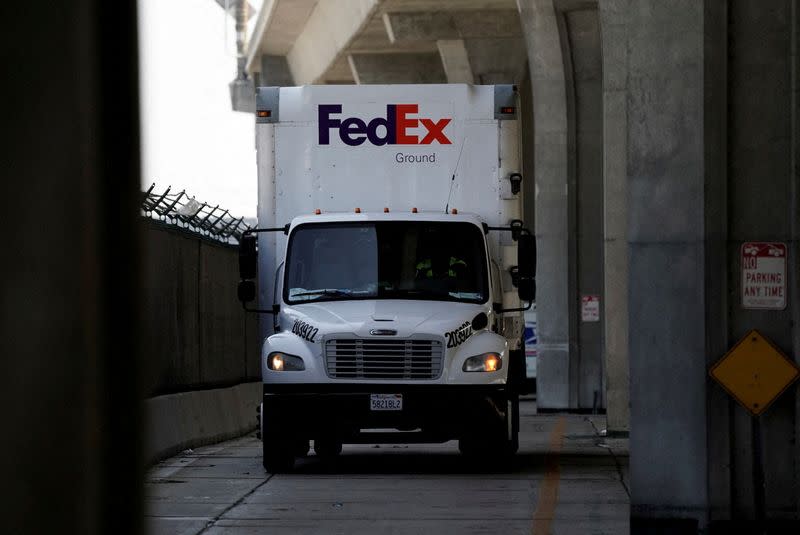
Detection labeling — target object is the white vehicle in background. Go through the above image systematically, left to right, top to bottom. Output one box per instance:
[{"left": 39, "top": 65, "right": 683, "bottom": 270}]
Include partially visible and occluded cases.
[
  {"left": 237, "top": 84, "right": 536, "bottom": 472},
  {"left": 524, "top": 307, "right": 537, "bottom": 385}
]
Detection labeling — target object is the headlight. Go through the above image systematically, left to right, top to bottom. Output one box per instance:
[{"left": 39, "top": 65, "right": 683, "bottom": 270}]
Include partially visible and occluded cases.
[
  {"left": 267, "top": 352, "right": 305, "bottom": 371},
  {"left": 462, "top": 352, "right": 502, "bottom": 372}
]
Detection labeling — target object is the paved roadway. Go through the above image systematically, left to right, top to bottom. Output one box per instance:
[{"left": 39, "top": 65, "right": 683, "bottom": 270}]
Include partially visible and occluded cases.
[{"left": 146, "top": 401, "right": 629, "bottom": 535}]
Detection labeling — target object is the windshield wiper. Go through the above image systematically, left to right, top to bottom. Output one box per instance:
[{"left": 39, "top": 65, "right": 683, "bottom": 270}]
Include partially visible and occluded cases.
[
  {"left": 381, "top": 288, "right": 451, "bottom": 300},
  {"left": 291, "top": 289, "right": 353, "bottom": 298}
]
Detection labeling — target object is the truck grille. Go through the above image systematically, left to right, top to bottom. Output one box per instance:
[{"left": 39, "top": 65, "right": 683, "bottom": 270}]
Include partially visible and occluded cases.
[{"left": 324, "top": 338, "right": 444, "bottom": 379}]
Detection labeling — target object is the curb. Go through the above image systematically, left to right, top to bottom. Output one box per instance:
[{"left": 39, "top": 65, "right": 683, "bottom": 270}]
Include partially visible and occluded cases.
[{"left": 145, "top": 381, "right": 261, "bottom": 464}]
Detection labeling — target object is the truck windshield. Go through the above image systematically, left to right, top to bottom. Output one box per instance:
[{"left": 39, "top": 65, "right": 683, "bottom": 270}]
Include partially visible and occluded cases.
[{"left": 284, "top": 221, "right": 488, "bottom": 304}]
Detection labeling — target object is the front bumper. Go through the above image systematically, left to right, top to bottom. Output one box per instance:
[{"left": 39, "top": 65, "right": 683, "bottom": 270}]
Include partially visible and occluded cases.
[{"left": 262, "top": 383, "right": 510, "bottom": 443}]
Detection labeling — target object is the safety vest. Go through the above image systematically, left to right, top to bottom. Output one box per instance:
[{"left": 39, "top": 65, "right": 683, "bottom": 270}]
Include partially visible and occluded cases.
[{"left": 415, "top": 257, "right": 467, "bottom": 278}]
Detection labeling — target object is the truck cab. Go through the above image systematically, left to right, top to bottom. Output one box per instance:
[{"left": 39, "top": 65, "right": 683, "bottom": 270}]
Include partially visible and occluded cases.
[{"left": 237, "top": 84, "right": 535, "bottom": 471}]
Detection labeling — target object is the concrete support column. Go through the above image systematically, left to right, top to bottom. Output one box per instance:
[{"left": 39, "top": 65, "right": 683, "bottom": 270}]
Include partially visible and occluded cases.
[
  {"left": 519, "top": 0, "right": 573, "bottom": 409},
  {"left": 599, "top": 0, "right": 629, "bottom": 432},
  {"left": 625, "top": 0, "right": 709, "bottom": 526}
]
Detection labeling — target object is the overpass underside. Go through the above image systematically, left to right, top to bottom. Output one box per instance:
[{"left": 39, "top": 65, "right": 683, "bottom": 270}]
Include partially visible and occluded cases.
[{"left": 240, "top": 0, "right": 800, "bottom": 529}]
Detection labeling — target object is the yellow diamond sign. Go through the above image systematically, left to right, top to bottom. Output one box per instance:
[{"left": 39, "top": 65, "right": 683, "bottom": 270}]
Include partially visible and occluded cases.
[{"left": 710, "top": 330, "right": 799, "bottom": 416}]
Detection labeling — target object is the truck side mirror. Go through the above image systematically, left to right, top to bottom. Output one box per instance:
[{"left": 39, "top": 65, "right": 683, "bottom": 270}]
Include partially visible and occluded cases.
[
  {"left": 239, "top": 234, "right": 257, "bottom": 280},
  {"left": 517, "top": 234, "right": 536, "bottom": 302},
  {"left": 238, "top": 280, "right": 256, "bottom": 303}
]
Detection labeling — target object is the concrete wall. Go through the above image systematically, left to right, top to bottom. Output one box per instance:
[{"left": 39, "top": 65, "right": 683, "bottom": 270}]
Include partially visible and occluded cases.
[
  {"left": 715, "top": 0, "right": 800, "bottom": 523},
  {"left": 3, "top": 2, "right": 144, "bottom": 533},
  {"left": 142, "top": 221, "right": 261, "bottom": 396},
  {"left": 144, "top": 382, "right": 261, "bottom": 463}
]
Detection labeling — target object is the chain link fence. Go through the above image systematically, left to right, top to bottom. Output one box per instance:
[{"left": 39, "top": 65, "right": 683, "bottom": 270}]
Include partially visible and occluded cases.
[{"left": 141, "top": 184, "right": 251, "bottom": 244}]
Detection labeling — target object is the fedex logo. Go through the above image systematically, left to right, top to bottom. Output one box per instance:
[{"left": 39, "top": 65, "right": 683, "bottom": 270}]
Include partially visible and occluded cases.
[{"left": 318, "top": 104, "right": 452, "bottom": 146}]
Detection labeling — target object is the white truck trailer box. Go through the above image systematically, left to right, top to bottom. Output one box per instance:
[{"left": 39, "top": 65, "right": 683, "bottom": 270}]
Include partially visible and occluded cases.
[{"left": 237, "top": 84, "right": 536, "bottom": 471}]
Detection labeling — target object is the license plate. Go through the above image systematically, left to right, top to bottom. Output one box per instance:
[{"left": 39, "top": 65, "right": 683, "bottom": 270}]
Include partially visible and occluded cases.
[{"left": 370, "top": 394, "right": 403, "bottom": 411}]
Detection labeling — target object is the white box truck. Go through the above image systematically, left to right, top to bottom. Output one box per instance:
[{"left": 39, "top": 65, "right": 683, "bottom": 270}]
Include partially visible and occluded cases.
[{"left": 237, "top": 84, "right": 535, "bottom": 472}]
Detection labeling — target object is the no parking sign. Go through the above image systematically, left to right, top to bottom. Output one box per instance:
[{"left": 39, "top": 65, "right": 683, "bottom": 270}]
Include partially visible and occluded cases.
[{"left": 741, "top": 242, "right": 786, "bottom": 310}]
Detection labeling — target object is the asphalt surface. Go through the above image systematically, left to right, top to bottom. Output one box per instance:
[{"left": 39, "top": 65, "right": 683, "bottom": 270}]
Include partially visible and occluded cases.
[{"left": 146, "top": 401, "right": 629, "bottom": 535}]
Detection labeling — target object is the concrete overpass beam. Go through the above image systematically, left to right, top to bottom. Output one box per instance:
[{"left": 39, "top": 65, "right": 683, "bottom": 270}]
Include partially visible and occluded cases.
[
  {"left": 286, "top": 0, "right": 380, "bottom": 84},
  {"left": 383, "top": 9, "right": 522, "bottom": 43},
  {"left": 383, "top": 12, "right": 458, "bottom": 43},
  {"left": 464, "top": 37, "right": 528, "bottom": 84},
  {"left": 436, "top": 40, "right": 475, "bottom": 84},
  {"left": 347, "top": 52, "right": 447, "bottom": 84},
  {"left": 258, "top": 55, "right": 295, "bottom": 87}
]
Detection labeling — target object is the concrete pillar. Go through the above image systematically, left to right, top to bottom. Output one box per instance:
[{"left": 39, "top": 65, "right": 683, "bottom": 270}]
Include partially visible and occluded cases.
[
  {"left": 519, "top": 0, "right": 573, "bottom": 409},
  {"left": 520, "top": 0, "right": 605, "bottom": 411},
  {"left": 599, "top": 0, "right": 630, "bottom": 433},
  {"left": 624, "top": 0, "right": 709, "bottom": 527},
  {"left": 722, "top": 0, "right": 799, "bottom": 523},
  {"left": 2, "top": 1, "right": 143, "bottom": 533},
  {"left": 623, "top": 1, "right": 800, "bottom": 528},
  {"left": 562, "top": 6, "right": 605, "bottom": 412}
]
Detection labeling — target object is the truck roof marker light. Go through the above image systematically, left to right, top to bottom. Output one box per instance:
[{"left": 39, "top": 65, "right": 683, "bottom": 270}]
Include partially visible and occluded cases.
[
  {"left": 500, "top": 106, "right": 515, "bottom": 114},
  {"left": 257, "top": 110, "right": 271, "bottom": 118},
  {"left": 354, "top": 207, "right": 361, "bottom": 213},
  {"left": 383, "top": 207, "right": 390, "bottom": 213},
  {"left": 411, "top": 207, "right": 418, "bottom": 213},
  {"left": 451, "top": 208, "right": 458, "bottom": 215},
  {"left": 314, "top": 209, "right": 321, "bottom": 215}
]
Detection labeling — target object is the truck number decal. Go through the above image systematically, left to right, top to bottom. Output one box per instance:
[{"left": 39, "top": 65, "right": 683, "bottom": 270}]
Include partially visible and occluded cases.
[
  {"left": 292, "top": 319, "right": 318, "bottom": 343},
  {"left": 445, "top": 321, "right": 473, "bottom": 348}
]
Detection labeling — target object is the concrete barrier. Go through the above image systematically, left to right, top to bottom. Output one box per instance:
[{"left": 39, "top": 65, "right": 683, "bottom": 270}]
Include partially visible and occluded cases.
[
  {"left": 142, "top": 221, "right": 261, "bottom": 396},
  {"left": 144, "top": 381, "right": 261, "bottom": 464}
]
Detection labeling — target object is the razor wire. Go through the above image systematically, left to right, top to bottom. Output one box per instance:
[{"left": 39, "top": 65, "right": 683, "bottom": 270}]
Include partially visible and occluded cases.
[{"left": 141, "top": 183, "right": 251, "bottom": 244}]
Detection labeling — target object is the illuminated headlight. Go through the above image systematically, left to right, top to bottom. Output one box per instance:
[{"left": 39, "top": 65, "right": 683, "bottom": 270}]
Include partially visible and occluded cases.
[
  {"left": 267, "top": 352, "right": 305, "bottom": 371},
  {"left": 462, "top": 352, "right": 502, "bottom": 372}
]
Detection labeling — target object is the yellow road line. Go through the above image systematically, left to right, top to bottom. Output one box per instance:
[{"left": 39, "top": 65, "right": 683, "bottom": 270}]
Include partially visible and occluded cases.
[{"left": 531, "top": 416, "right": 567, "bottom": 535}]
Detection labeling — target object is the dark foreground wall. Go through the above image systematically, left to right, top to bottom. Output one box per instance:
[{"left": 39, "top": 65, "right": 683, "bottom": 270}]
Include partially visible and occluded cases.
[
  {"left": 2, "top": 2, "right": 143, "bottom": 533},
  {"left": 142, "top": 220, "right": 261, "bottom": 396}
]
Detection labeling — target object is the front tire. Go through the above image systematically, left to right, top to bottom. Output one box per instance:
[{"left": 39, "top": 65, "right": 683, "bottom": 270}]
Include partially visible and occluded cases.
[
  {"left": 459, "top": 395, "right": 519, "bottom": 458},
  {"left": 261, "top": 411, "right": 295, "bottom": 473},
  {"left": 262, "top": 436, "right": 295, "bottom": 473},
  {"left": 314, "top": 437, "right": 343, "bottom": 461}
]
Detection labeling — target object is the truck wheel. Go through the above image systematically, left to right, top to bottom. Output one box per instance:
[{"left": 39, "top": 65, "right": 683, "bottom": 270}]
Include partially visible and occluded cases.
[
  {"left": 459, "top": 396, "right": 519, "bottom": 458},
  {"left": 262, "top": 436, "right": 295, "bottom": 473},
  {"left": 314, "top": 437, "right": 342, "bottom": 460},
  {"left": 294, "top": 439, "right": 311, "bottom": 457}
]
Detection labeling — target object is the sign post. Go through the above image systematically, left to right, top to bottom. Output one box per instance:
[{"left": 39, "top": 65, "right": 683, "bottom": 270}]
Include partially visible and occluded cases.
[{"left": 710, "top": 330, "right": 799, "bottom": 527}]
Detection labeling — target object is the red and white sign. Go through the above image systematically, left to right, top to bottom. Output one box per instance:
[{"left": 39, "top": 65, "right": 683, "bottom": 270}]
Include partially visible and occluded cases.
[
  {"left": 741, "top": 242, "right": 787, "bottom": 310},
  {"left": 581, "top": 295, "right": 600, "bottom": 322}
]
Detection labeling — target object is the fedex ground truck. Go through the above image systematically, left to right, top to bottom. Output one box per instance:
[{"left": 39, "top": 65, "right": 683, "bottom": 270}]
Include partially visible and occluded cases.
[{"left": 237, "top": 84, "right": 536, "bottom": 472}]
